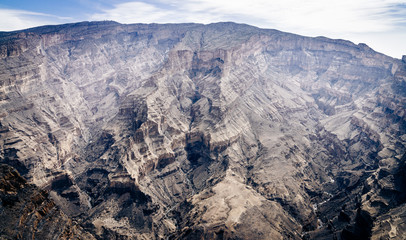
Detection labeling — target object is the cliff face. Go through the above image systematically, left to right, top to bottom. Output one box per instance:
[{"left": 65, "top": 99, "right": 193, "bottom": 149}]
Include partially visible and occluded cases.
[
  {"left": 0, "top": 21, "right": 405, "bottom": 239},
  {"left": 0, "top": 164, "right": 95, "bottom": 239}
]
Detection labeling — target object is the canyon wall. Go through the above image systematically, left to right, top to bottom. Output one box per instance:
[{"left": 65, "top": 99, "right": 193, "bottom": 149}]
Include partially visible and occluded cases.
[{"left": 0, "top": 21, "right": 405, "bottom": 239}]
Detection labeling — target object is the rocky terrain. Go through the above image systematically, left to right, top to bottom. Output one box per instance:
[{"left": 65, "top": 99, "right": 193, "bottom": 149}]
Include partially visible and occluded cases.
[
  {"left": 0, "top": 21, "right": 405, "bottom": 239},
  {"left": 0, "top": 164, "right": 95, "bottom": 239}
]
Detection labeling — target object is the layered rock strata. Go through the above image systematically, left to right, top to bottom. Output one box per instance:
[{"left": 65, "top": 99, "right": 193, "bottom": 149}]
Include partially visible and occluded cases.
[{"left": 0, "top": 21, "right": 405, "bottom": 239}]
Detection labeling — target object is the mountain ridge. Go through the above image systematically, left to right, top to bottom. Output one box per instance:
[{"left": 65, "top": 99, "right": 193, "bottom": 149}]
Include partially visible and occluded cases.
[{"left": 1, "top": 21, "right": 394, "bottom": 59}]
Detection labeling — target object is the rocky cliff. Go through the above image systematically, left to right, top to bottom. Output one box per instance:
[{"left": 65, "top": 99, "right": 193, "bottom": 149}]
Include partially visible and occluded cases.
[
  {"left": 0, "top": 21, "right": 405, "bottom": 239},
  {"left": 0, "top": 164, "right": 95, "bottom": 239}
]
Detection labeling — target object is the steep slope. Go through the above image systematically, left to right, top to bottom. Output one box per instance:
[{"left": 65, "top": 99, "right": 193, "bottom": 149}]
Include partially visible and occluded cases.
[
  {"left": 0, "top": 21, "right": 405, "bottom": 239},
  {"left": 0, "top": 164, "right": 95, "bottom": 239}
]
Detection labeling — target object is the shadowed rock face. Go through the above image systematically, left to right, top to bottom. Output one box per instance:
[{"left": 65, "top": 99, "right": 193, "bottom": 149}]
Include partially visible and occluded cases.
[
  {"left": 0, "top": 21, "right": 405, "bottom": 239},
  {"left": 0, "top": 164, "right": 95, "bottom": 239}
]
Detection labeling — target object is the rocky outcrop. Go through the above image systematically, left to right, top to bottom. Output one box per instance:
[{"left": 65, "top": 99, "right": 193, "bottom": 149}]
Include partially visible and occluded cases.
[
  {"left": 0, "top": 21, "right": 405, "bottom": 239},
  {"left": 0, "top": 164, "right": 95, "bottom": 239}
]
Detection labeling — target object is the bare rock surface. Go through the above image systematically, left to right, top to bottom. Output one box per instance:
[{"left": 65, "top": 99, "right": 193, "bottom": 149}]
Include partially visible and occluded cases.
[
  {"left": 0, "top": 21, "right": 405, "bottom": 239},
  {"left": 0, "top": 164, "right": 95, "bottom": 239}
]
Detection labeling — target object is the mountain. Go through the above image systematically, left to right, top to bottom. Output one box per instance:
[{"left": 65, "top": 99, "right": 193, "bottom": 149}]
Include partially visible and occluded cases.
[{"left": 0, "top": 21, "right": 405, "bottom": 239}]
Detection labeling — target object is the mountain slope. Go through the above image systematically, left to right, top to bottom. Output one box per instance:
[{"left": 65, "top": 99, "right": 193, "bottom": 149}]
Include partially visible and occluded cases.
[
  {"left": 0, "top": 21, "right": 405, "bottom": 239},
  {"left": 0, "top": 164, "right": 95, "bottom": 239}
]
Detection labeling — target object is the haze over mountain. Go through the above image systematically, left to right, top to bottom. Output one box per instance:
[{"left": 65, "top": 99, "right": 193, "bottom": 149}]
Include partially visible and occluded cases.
[{"left": 0, "top": 21, "right": 405, "bottom": 239}]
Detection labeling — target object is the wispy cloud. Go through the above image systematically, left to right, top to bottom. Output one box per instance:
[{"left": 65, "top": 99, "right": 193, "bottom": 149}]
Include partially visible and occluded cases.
[
  {"left": 91, "top": 2, "right": 172, "bottom": 23},
  {"left": 0, "top": 9, "right": 71, "bottom": 31}
]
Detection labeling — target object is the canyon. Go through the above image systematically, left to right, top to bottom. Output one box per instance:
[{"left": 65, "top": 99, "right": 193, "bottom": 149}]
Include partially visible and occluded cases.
[{"left": 0, "top": 21, "right": 405, "bottom": 239}]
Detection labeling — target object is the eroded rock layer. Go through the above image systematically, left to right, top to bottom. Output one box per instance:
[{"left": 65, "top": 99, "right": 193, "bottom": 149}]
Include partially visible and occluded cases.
[
  {"left": 0, "top": 21, "right": 405, "bottom": 239},
  {"left": 0, "top": 164, "right": 95, "bottom": 239}
]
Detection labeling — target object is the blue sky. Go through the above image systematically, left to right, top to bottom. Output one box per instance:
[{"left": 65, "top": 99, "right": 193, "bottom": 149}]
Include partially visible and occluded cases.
[{"left": 0, "top": 0, "right": 405, "bottom": 58}]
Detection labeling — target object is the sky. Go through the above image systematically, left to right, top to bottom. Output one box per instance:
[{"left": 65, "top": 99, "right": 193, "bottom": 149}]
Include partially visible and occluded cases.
[{"left": 0, "top": 0, "right": 405, "bottom": 59}]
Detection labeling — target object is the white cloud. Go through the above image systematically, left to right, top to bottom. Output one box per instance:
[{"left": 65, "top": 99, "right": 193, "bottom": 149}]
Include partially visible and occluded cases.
[
  {"left": 90, "top": 1, "right": 226, "bottom": 24},
  {"left": 91, "top": 2, "right": 170, "bottom": 23},
  {"left": 0, "top": 9, "right": 70, "bottom": 31}
]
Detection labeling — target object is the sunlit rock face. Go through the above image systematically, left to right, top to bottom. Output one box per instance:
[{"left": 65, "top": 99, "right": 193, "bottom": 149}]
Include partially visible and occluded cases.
[{"left": 0, "top": 21, "right": 405, "bottom": 239}]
